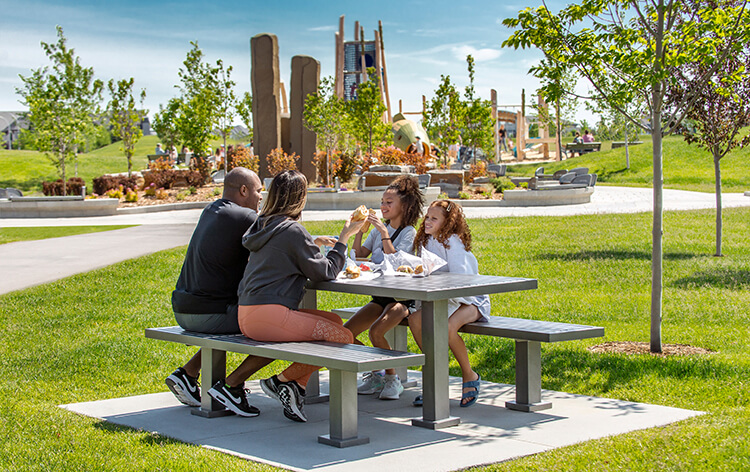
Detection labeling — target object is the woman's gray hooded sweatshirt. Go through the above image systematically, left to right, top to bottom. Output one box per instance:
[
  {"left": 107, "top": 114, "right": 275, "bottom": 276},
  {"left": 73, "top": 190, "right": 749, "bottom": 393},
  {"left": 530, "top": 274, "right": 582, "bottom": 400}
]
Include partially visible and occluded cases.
[{"left": 237, "top": 214, "right": 347, "bottom": 310}]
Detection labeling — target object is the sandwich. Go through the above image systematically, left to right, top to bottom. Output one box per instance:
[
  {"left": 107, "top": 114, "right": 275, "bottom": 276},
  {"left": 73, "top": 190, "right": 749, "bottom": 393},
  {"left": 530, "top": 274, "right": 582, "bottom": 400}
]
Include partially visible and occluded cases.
[
  {"left": 351, "top": 205, "right": 369, "bottom": 221},
  {"left": 360, "top": 208, "right": 377, "bottom": 232},
  {"left": 345, "top": 265, "right": 361, "bottom": 279},
  {"left": 397, "top": 265, "right": 414, "bottom": 274}
]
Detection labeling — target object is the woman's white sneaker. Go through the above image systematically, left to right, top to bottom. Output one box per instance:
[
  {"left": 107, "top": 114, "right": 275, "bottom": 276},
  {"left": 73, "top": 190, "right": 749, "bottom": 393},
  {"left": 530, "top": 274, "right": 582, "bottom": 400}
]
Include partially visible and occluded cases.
[{"left": 379, "top": 374, "right": 404, "bottom": 400}]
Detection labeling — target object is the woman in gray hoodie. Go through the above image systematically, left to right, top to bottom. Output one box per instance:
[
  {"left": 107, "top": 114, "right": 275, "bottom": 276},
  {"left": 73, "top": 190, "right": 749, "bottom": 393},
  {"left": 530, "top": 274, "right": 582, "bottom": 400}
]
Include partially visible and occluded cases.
[{"left": 236, "top": 170, "right": 364, "bottom": 422}]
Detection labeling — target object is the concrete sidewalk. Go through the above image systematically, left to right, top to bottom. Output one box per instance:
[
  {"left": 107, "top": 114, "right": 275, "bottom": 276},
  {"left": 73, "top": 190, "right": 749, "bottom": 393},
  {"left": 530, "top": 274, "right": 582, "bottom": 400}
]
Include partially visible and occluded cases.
[
  {"left": 0, "top": 224, "right": 193, "bottom": 295},
  {"left": 62, "top": 371, "right": 701, "bottom": 472}
]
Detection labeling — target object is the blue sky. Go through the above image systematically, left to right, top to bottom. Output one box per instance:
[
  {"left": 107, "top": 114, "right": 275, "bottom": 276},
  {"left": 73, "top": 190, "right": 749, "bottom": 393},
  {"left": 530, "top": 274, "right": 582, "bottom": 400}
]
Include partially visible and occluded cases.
[{"left": 0, "top": 0, "right": 593, "bottom": 123}]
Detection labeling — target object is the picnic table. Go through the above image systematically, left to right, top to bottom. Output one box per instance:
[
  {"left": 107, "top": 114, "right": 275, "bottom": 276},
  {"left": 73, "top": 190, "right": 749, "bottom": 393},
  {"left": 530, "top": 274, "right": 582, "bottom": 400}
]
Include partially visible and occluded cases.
[
  {"left": 565, "top": 142, "right": 601, "bottom": 156},
  {"left": 304, "top": 272, "right": 538, "bottom": 429}
]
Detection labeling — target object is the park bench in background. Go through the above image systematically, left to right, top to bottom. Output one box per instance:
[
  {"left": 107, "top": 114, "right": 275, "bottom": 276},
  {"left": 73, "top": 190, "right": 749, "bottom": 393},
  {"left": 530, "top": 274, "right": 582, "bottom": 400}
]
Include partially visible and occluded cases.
[
  {"left": 565, "top": 142, "right": 602, "bottom": 156},
  {"left": 333, "top": 307, "right": 603, "bottom": 412},
  {"left": 145, "top": 326, "right": 424, "bottom": 448}
]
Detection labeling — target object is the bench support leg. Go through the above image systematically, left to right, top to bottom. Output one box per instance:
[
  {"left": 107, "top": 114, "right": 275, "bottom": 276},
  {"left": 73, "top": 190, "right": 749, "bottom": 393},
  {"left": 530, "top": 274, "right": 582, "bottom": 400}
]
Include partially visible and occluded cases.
[
  {"left": 299, "top": 288, "right": 329, "bottom": 404},
  {"left": 412, "top": 299, "right": 460, "bottom": 429},
  {"left": 384, "top": 325, "right": 417, "bottom": 387},
  {"left": 505, "top": 340, "right": 551, "bottom": 412},
  {"left": 192, "top": 347, "right": 234, "bottom": 417},
  {"left": 318, "top": 369, "right": 369, "bottom": 448}
]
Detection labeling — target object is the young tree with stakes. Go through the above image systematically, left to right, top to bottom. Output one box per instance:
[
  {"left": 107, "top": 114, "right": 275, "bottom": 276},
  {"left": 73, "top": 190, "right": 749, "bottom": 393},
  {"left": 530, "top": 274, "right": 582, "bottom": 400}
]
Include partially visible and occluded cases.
[
  {"left": 503, "top": 0, "right": 749, "bottom": 352},
  {"left": 17, "top": 26, "right": 102, "bottom": 195},
  {"left": 346, "top": 68, "right": 389, "bottom": 156},
  {"left": 423, "top": 74, "right": 464, "bottom": 167},
  {"left": 304, "top": 77, "right": 348, "bottom": 186},
  {"left": 107, "top": 78, "right": 146, "bottom": 177},
  {"left": 152, "top": 98, "right": 182, "bottom": 152}
]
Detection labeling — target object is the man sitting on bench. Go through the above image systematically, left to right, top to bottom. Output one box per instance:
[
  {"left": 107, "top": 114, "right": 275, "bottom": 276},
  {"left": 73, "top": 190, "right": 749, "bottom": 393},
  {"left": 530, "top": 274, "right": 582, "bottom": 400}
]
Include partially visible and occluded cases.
[{"left": 166, "top": 167, "right": 272, "bottom": 417}]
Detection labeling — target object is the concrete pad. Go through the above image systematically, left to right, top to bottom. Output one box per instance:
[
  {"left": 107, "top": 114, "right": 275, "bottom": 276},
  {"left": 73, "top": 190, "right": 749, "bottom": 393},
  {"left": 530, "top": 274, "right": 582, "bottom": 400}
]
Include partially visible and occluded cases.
[{"left": 61, "top": 372, "right": 701, "bottom": 472}]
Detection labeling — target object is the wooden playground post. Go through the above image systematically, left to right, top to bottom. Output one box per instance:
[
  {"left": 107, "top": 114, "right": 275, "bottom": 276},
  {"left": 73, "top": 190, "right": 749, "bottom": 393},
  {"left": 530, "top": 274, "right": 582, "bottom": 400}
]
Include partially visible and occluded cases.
[
  {"left": 335, "top": 16, "right": 344, "bottom": 98},
  {"left": 378, "top": 21, "right": 392, "bottom": 122},
  {"left": 491, "top": 89, "right": 499, "bottom": 162},
  {"left": 538, "top": 95, "right": 549, "bottom": 159}
]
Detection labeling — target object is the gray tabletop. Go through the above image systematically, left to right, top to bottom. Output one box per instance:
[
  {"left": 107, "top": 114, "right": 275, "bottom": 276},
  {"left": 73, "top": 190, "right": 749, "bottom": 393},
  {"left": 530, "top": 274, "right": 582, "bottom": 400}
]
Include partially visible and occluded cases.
[{"left": 307, "top": 272, "right": 538, "bottom": 301}]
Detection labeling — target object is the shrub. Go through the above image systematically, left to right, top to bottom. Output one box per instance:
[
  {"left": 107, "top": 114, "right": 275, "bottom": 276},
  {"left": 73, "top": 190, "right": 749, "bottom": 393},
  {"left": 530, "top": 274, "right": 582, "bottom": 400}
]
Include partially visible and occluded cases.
[
  {"left": 228, "top": 146, "right": 258, "bottom": 173},
  {"left": 375, "top": 146, "right": 404, "bottom": 166},
  {"left": 266, "top": 148, "right": 300, "bottom": 176},
  {"left": 332, "top": 151, "right": 358, "bottom": 183},
  {"left": 401, "top": 151, "right": 430, "bottom": 174},
  {"left": 360, "top": 152, "right": 376, "bottom": 173},
  {"left": 190, "top": 156, "right": 211, "bottom": 183},
  {"left": 149, "top": 157, "right": 173, "bottom": 171},
  {"left": 466, "top": 161, "right": 487, "bottom": 184},
  {"left": 143, "top": 170, "right": 177, "bottom": 190},
  {"left": 185, "top": 170, "right": 205, "bottom": 188},
  {"left": 92, "top": 175, "right": 138, "bottom": 195},
  {"left": 42, "top": 177, "right": 86, "bottom": 196},
  {"left": 491, "top": 177, "right": 516, "bottom": 194},
  {"left": 519, "top": 181, "right": 529, "bottom": 189},
  {"left": 144, "top": 183, "right": 157, "bottom": 197},
  {"left": 105, "top": 185, "right": 124, "bottom": 199},
  {"left": 188, "top": 186, "right": 197, "bottom": 195},
  {"left": 212, "top": 187, "right": 222, "bottom": 196},
  {"left": 124, "top": 188, "right": 138, "bottom": 202},
  {"left": 155, "top": 188, "right": 168, "bottom": 200},
  {"left": 175, "top": 191, "right": 186, "bottom": 201},
  {"left": 458, "top": 191, "right": 471, "bottom": 200},
  {"left": 438, "top": 192, "right": 449, "bottom": 199}
]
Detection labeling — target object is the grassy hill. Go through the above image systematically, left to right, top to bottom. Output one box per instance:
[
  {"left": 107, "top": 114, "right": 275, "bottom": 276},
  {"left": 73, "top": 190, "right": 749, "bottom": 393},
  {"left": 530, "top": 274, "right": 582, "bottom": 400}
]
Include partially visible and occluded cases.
[
  {"left": 507, "top": 134, "right": 750, "bottom": 193},
  {"left": 0, "top": 135, "right": 250, "bottom": 195}
]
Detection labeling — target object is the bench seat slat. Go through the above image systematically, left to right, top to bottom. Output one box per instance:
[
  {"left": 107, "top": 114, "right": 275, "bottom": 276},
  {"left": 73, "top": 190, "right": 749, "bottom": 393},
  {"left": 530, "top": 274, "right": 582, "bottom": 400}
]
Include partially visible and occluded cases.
[
  {"left": 332, "top": 308, "right": 604, "bottom": 343},
  {"left": 145, "top": 327, "right": 424, "bottom": 372}
]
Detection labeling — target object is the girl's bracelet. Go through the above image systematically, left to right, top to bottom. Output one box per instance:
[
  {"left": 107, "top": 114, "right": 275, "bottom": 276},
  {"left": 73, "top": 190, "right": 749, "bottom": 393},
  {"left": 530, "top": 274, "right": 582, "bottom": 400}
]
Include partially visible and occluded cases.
[{"left": 382, "top": 237, "right": 391, "bottom": 241}]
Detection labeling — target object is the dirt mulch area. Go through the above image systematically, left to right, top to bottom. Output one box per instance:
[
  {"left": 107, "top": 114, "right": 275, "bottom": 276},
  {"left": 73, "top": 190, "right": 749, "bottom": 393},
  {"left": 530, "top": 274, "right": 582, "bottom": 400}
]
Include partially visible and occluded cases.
[
  {"left": 116, "top": 183, "right": 223, "bottom": 208},
  {"left": 588, "top": 341, "right": 713, "bottom": 357}
]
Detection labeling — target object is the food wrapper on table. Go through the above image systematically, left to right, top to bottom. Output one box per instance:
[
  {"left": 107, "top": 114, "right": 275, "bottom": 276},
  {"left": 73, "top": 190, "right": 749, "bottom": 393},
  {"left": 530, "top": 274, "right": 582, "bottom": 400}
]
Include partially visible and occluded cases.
[
  {"left": 382, "top": 249, "right": 446, "bottom": 277},
  {"left": 337, "top": 257, "right": 381, "bottom": 281}
]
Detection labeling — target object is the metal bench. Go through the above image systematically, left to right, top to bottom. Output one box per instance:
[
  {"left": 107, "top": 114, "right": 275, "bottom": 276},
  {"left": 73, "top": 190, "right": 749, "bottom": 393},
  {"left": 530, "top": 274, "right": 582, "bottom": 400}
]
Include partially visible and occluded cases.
[
  {"left": 565, "top": 142, "right": 602, "bottom": 155},
  {"left": 332, "top": 308, "right": 603, "bottom": 412},
  {"left": 145, "top": 326, "right": 424, "bottom": 447}
]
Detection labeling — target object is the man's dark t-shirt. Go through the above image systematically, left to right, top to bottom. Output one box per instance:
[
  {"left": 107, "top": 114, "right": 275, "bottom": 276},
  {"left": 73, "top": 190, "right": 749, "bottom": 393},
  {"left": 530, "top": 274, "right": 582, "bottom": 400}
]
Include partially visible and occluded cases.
[{"left": 172, "top": 199, "right": 257, "bottom": 314}]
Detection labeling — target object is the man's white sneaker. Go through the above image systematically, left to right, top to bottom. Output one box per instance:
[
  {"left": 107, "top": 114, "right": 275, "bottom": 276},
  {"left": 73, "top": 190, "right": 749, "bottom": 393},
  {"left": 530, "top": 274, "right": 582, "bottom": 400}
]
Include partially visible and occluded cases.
[
  {"left": 357, "top": 371, "right": 385, "bottom": 394},
  {"left": 379, "top": 375, "right": 404, "bottom": 400}
]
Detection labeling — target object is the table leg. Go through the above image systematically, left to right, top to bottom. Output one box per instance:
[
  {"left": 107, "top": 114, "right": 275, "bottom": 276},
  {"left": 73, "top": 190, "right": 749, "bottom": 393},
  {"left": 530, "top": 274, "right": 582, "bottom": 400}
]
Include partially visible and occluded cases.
[
  {"left": 299, "top": 288, "right": 329, "bottom": 404},
  {"left": 412, "top": 299, "right": 460, "bottom": 429},
  {"left": 385, "top": 325, "right": 416, "bottom": 387},
  {"left": 505, "top": 340, "right": 551, "bottom": 412},
  {"left": 192, "top": 347, "right": 233, "bottom": 417},
  {"left": 318, "top": 369, "right": 369, "bottom": 448}
]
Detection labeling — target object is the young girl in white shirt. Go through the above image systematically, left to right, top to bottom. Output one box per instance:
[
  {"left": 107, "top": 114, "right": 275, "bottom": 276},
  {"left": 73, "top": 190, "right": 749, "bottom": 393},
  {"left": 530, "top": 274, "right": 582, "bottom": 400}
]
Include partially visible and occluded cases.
[{"left": 408, "top": 200, "right": 490, "bottom": 407}]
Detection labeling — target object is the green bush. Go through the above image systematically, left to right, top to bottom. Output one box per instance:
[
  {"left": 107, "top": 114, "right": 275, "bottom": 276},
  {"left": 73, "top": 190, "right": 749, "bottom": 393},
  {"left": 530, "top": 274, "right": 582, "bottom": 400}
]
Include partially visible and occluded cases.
[{"left": 491, "top": 176, "right": 516, "bottom": 194}]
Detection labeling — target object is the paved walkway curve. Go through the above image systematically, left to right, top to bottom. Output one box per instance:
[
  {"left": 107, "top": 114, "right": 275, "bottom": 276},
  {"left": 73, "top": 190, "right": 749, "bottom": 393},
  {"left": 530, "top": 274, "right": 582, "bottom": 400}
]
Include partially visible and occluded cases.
[{"left": 0, "top": 187, "right": 748, "bottom": 295}]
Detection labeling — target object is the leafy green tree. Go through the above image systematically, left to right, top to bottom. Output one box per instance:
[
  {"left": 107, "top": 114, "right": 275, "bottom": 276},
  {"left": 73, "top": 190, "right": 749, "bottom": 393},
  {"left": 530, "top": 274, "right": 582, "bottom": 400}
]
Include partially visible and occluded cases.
[
  {"left": 504, "top": 0, "right": 749, "bottom": 352},
  {"left": 16, "top": 26, "right": 103, "bottom": 195},
  {"left": 175, "top": 42, "right": 220, "bottom": 157},
  {"left": 672, "top": 46, "right": 750, "bottom": 257},
  {"left": 461, "top": 55, "right": 494, "bottom": 163},
  {"left": 214, "top": 59, "right": 236, "bottom": 173},
  {"left": 346, "top": 68, "right": 389, "bottom": 155},
  {"left": 533, "top": 69, "right": 579, "bottom": 161},
  {"left": 423, "top": 74, "right": 464, "bottom": 166},
  {"left": 304, "top": 77, "right": 349, "bottom": 185},
  {"left": 107, "top": 78, "right": 146, "bottom": 176},
  {"left": 236, "top": 91, "right": 253, "bottom": 142},
  {"left": 152, "top": 98, "right": 182, "bottom": 152}
]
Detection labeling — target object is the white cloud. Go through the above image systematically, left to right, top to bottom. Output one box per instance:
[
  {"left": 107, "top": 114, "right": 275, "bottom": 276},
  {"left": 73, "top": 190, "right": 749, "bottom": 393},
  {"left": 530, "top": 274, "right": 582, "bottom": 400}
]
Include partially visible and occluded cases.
[
  {"left": 307, "top": 25, "right": 336, "bottom": 32},
  {"left": 451, "top": 45, "right": 502, "bottom": 62}
]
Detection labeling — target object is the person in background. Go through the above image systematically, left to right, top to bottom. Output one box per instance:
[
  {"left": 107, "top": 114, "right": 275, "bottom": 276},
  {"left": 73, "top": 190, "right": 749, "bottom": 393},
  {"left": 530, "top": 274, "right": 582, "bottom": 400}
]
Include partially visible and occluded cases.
[
  {"left": 582, "top": 130, "right": 595, "bottom": 143},
  {"left": 155, "top": 143, "right": 166, "bottom": 155}
]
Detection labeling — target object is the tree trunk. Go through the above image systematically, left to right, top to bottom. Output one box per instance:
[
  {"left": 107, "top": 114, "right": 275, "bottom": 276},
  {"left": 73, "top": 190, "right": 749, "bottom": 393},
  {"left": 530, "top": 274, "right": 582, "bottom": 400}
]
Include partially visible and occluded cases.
[
  {"left": 650, "top": 5, "right": 665, "bottom": 354},
  {"left": 556, "top": 100, "right": 563, "bottom": 161},
  {"left": 224, "top": 133, "right": 228, "bottom": 175},
  {"left": 127, "top": 151, "right": 132, "bottom": 177},
  {"left": 61, "top": 154, "right": 67, "bottom": 197},
  {"left": 714, "top": 156, "right": 723, "bottom": 257}
]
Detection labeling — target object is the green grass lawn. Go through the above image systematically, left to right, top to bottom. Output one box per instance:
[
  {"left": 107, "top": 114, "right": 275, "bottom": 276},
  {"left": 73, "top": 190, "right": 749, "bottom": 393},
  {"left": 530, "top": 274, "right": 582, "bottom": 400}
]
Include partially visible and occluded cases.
[
  {"left": 507, "top": 134, "right": 750, "bottom": 193},
  {"left": 0, "top": 135, "right": 252, "bottom": 196},
  {"left": 1, "top": 209, "right": 748, "bottom": 470},
  {"left": 0, "top": 225, "right": 134, "bottom": 245}
]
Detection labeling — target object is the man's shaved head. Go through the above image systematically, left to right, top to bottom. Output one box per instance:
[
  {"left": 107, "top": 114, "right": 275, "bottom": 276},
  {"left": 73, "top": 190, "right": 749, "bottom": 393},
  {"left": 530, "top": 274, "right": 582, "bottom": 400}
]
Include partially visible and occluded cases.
[{"left": 223, "top": 167, "right": 263, "bottom": 211}]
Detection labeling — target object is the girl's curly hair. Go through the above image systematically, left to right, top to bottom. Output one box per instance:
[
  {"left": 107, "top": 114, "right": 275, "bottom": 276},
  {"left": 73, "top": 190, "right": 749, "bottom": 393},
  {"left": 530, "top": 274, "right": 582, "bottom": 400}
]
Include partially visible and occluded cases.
[
  {"left": 386, "top": 175, "right": 424, "bottom": 228},
  {"left": 414, "top": 200, "right": 472, "bottom": 253}
]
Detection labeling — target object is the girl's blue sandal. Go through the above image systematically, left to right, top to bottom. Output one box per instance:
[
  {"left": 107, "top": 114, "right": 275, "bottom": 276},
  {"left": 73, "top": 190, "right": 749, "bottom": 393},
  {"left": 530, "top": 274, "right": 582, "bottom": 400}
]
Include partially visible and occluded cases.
[{"left": 460, "top": 375, "right": 480, "bottom": 408}]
